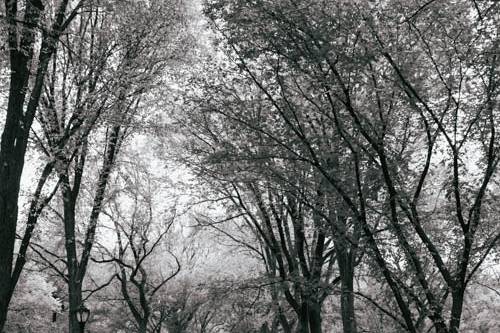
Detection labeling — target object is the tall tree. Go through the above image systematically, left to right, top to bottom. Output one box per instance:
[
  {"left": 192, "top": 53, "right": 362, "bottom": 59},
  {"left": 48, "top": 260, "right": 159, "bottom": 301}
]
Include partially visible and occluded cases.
[
  {"left": 0, "top": 0, "right": 83, "bottom": 329},
  {"left": 198, "top": 0, "right": 500, "bottom": 332},
  {"left": 33, "top": 1, "right": 187, "bottom": 331},
  {"left": 176, "top": 66, "right": 349, "bottom": 332}
]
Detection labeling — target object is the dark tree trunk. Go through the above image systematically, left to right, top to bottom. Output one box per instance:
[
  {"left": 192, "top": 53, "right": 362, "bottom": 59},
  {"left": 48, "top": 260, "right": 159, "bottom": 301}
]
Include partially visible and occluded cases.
[
  {"left": 0, "top": 0, "right": 73, "bottom": 329},
  {"left": 0, "top": 15, "right": 37, "bottom": 332},
  {"left": 61, "top": 126, "right": 120, "bottom": 332},
  {"left": 62, "top": 174, "right": 82, "bottom": 333},
  {"left": 336, "top": 242, "right": 357, "bottom": 333},
  {"left": 68, "top": 277, "right": 83, "bottom": 333},
  {"left": 449, "top": 287, "right": 466, "bottom": 333},
  {"left": 295, "top": 300, "right": 322, "bottom": 333},
  {"left": 296, "top": 302, "right": 309, "bottom": 333},
  {"left": 308, "top": 302, "right": 322, "bottom": 333},
  {"left": 277, "top": 308, "right": 293, "bottom": 333},
  {"left": 138, "top": 320, "right": 148, "bottom": 333}
]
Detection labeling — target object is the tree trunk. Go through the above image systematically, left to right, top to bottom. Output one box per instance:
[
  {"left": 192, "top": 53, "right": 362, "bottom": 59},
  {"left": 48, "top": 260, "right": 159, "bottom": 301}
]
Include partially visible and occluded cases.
[
  {"left": 0, "top": 30, "right": 34, "bottom": 333},
  {"left": 61, "top": 126, "right": 120, "bottom": 332},
  {"left": 60, "top": 167, "right": 87, "bottom": 333},
  {"left": 63, "top": 177, "right": 83, "bottom": 333},
  {"left": 0, "top": 193, "right": 17, "bottom": 330},
  {"left": 336, "top": 243, "right": 357, "bottom": 333},
  {"left": 339, "top": 274, "right": 357, "bottom": 333},
  {"left": 68, "top": 278, "right": 83, "bottom": 333},
  {"left": 449, "top": 287, "right": 465, "bottom": 333},
  {"left": 295, "top": 300, "right": 323, "bottom": 333},
  {"left": 308, "top": 301, "right": 322, "bottom": 333},
  {"left": 297, "top": 302, "right": 309, "bottom": 333},
  {"left": 277, "top": 308, "right": 293, "bottom": 333},
  {"left": 138, "top": 320, "right": 148, "bottom": 333}
]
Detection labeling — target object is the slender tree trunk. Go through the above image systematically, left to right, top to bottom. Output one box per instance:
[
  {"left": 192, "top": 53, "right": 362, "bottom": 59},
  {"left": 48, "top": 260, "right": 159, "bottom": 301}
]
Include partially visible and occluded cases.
[
  {"left": 62, "top": 174, "right": 82, "bottom": 333},
  {"left": 336, "top": 242, "right": 357, "bottom": 333},
  {"left": 68, "top": 277, "right": 83, "bottom": 333},
  {"left": 449, "top": 287, "right": 465, "bottom": 333},
  {"left": 277, "top": 307, "right": 293, "bottom": 333}
]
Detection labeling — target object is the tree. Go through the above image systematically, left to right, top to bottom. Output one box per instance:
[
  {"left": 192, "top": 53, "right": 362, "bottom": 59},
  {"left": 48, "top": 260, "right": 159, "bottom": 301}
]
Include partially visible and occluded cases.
[
  {"left": 0, "top": 0, "right": 83, "bottom": 329},
  {"left": 3, "top": 0, "right": 499, "bottom": 331},
  {"left": 22, "top": 0, "right": 188, "bottom": 331},
  {"left": 197, "top": 0, "right": 500, "bottom": 332},
  {"left": 173, "top": 33, "right": 367, "bottom": 332},
  {"left": 174, "top": 67, "right": 342, "bottom": 332},
  {"left": 96, "top": 160, "right": 181, "bottom": 333}
]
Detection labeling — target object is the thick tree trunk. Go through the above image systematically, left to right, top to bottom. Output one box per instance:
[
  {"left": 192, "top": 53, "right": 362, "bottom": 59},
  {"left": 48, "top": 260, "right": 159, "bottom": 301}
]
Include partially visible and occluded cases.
[
  {"left": 0, "top": 29, "right": 34, "bottom": 333},
  {"left": 0, "top": 194, "right": 18, "bottom": 331},
  {"left": 340, "top": 277, "right": 356, "bottom": 333},
  {"left": 339, "top": 278, "right": 357, "bottom": 333},
  {"left": 308, "top": 302, "right": 322, "bottom": 333},
  {"left": 297, "top": 303, "right": 309, "bottom": 333}
]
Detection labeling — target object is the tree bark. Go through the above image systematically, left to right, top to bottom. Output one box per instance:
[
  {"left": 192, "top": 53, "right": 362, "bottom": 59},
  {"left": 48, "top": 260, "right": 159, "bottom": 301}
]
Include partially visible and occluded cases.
[
  {"left": 61, "top": 172, "right": 82, "bottom": 333},
  {"left": 336, "top": 242, "right": 357, "bottom": 333},
  {"left": 68, "top": 277, "right": 83, "bottom": 333},
  {"left": 449, "top": 287, "right": 465, "bottom": 333},
  {"left": 295, "top": 300, "right": 323, "bottom": 333},
  {"left": 308, "top": 301, "right": 322, "bottom": 333},
  {"left": 297, "top": 305, "right": 309, "bottom": 333},
  {"left": 277, "top": 307, "right": 293, "bottom": 333},
  {"left": 138, "top": 320, "right": 148, "bottom": 333}
]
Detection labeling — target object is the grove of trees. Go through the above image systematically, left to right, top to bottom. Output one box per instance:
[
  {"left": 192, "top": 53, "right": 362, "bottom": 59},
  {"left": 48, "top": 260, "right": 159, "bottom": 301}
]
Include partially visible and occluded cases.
[{"left": 1, "top": 0, "right": 499, "bottom": 332}]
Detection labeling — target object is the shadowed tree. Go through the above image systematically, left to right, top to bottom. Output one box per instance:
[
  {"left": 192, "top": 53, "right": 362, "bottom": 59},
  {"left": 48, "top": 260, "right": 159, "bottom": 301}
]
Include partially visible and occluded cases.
[
  {"left": 0, "top": 0, "right": 84, "bottom": 329},
  {"left": 193, "top": 0, "right": 500, "bottom": 332}
]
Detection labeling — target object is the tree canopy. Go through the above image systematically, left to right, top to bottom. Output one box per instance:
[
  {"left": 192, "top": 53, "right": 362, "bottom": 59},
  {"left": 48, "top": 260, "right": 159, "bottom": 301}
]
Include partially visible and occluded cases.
[{"left": 1, "top": 0, "right": 499, "bottom": 333}]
